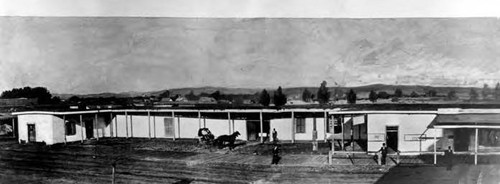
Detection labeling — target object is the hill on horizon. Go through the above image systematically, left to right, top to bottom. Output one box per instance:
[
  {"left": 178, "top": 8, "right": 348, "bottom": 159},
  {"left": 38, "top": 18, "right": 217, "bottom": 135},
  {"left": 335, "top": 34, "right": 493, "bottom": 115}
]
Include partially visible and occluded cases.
[{"left": 54, "top": 84, "right": 489, "bottom": 100}]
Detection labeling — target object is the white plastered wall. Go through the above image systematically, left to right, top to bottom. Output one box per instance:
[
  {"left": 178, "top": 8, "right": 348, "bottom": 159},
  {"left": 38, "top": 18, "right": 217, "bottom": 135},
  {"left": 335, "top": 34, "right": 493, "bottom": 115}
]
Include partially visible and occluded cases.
[
  {"left": 17, "top": 114, "right": 54, "bottom": 144},
  {"left": 367, "top": 114, "right": 441, "bottom": 153},
  {"left": 109, "top": 115, "right": 246, "bottom": 140},
  {"left": 270, "top": 118, "right": 326, "bottom": 141}
]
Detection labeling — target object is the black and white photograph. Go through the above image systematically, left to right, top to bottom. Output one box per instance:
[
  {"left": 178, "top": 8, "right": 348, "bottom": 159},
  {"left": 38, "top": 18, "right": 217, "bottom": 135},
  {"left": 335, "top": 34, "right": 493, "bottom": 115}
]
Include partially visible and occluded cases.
[{"left": 1, "top": 0, "right": 500, "bottom": 183}]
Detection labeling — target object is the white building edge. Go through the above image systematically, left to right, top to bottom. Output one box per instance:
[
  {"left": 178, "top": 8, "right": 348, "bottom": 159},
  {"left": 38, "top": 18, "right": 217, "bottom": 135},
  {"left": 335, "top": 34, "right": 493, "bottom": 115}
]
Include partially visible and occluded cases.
[{"left": 12, "top": 108, "right": 500, "bottom": 163}]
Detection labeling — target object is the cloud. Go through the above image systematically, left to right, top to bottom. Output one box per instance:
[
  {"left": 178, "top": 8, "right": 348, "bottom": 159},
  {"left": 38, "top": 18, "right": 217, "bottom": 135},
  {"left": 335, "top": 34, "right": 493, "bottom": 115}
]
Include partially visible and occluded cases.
[{"left": 1, "top": 17, "right": 499, "bottom": 94}]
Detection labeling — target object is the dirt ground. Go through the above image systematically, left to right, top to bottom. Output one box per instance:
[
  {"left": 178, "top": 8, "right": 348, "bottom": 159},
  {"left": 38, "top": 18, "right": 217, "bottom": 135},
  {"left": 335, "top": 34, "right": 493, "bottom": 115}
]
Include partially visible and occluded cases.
[{"left": 1, "top": 138, "right": 500, "bottom": 184}]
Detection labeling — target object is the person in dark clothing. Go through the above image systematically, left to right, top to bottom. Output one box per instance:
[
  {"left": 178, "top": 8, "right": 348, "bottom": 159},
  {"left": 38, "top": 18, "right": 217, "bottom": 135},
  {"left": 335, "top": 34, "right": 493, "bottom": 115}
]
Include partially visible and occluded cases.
[
  {"left": 272, "top": 128, "right": 278, "bottom": 143},
  {"left": 378, "top": 143, "right": 388, "bottom": 165},
  {"left": 271, "top": 144, "right": 281, "bottom": 165},
  {"left": 444, "top": 146, "right": 454, "bottom": 171}
]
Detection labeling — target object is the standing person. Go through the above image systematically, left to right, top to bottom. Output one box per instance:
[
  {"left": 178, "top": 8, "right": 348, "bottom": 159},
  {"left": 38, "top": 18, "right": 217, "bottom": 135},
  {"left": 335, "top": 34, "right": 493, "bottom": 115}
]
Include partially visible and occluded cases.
[
  {"left": 272, "top": 128, "right": 278, "bottom": 143},
  {"left": 378, "top": 143, "right": 388, "bottom": 165},
  {"left": 271, "top": 144, "right": 281, "bottom": 165},
  {"left": 445, "top": 146, "right": 454, "bottom": 171}
]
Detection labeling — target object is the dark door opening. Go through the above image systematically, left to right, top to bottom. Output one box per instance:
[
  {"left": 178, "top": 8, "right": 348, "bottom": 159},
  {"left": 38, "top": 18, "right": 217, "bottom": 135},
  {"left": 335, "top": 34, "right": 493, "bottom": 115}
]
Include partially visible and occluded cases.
[
  {"left": 85, "top": 120, "right": 94, "bottom": 139},
  {"left": 246, "top": 120, "right": 270, "bottom": 141},
  {"left": 28, "top": 124, "right": 36, "bottom": 142},
  {"left": 386, "top": 126, "right": 398, "bottom": 152},
  {"left": 454, "top": 128, "right": 473, "bottom": 151}
]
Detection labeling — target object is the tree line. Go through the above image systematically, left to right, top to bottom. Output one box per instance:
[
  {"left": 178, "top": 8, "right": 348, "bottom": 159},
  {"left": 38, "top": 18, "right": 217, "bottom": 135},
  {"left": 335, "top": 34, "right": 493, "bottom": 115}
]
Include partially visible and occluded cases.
[
  {"left": 4, "top": 82, "right": 500, "bottom": 107},
  {"left": 0, "top": 87, "right": 60, "bottom": 104}
]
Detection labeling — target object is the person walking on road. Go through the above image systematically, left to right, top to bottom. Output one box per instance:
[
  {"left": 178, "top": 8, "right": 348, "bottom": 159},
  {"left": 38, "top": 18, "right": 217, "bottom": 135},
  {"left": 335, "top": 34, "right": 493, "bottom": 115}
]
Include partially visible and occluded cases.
[
  {"left": 378, "top": 143, "right": 388, "bottom": 165},
  {"left": 271, "top": 144, "right": 281, "bottom": 165},
  {"left": 445, "top": 146, "right": 454, "bottom": 171}
]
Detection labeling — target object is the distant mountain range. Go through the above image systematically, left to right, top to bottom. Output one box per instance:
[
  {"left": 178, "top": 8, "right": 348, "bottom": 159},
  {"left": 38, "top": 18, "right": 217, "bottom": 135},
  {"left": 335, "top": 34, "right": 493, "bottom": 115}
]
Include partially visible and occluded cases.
[{"left": 55, "top": 84, "right": 487, "bottom": 100}]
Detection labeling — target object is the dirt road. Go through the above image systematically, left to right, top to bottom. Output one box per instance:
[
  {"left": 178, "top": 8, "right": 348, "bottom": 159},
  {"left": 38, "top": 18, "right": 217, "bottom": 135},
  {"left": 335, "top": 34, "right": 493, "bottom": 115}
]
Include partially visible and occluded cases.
[{"left": 1, "top": 142, "right": 499, "bottom": 183}]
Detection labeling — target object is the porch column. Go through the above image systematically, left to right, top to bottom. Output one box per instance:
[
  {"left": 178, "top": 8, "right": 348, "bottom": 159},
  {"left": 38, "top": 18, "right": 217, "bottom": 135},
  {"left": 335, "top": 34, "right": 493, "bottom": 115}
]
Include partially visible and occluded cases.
[
  {"left": 198, "top": 110, "right": 202, "bottom": 129},
  {"left": 125, "top": 111, "right": 129, "bottom": 138},
  {"left": 148, "top": 111, "right": 151, "bottom": 139},
  {"left": 172, "top": 111, "right": 176, "bottom": 140},
  {"left": 260, "top": 111, "right": 264, "bottom": 143},
  {"left": 291, "top": 111, "right": 295, "bottom": 144},
  {"left": 324, "top": 111, "right": 327, "bottom": 142},
  {"left": 228, "top": 112, "right": 231, "bottom": 134},
  {"left": 110, "top": 113, "right": 113, "bottom": 137},
  {"left": 80, "top": 114, "right": 84, "bottom": 143},
  {"left": 95, "top": 114, "right": 99, "bottom": 140},
  {"left": 114, "top": 114, "right": 118, "bottom": 137},
  {"left": 153, "top": 114, "right": 156, "bottom": 138},
  {"left": 351, "top": 114, "right": 354, "bottom": 151},
  {"left": 63, "top": 115, "right": 67, "bottom": 144},
  {"left": 130, "top": 115, "right": 133, "bottom": 138},
  {"left": 341, "top": 115, "right": 344, "bottom": 150},
  {"left": 177, "top": 116, "right": 181, "bottom": 139},
  {"left": 203, "top": 117, "right": 206, "bottom": 128},
  {"left": 12, "top": 118, "right": 15, "bottom": 138},
  {"left": 232, "top": 119, "right": 235, "bottom": 133},
  {"left": 433, "top": 128, "right": 437, "bottom": 165},
  {"left": 475, "top": 128, "right": 478, "bottom": 165}
]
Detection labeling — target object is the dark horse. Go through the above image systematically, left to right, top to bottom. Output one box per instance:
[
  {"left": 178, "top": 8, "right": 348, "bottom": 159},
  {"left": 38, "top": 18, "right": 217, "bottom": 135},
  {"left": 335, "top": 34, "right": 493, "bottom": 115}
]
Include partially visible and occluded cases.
[{"left": 214, "top": 131, "right": 240, "bottom": 150}]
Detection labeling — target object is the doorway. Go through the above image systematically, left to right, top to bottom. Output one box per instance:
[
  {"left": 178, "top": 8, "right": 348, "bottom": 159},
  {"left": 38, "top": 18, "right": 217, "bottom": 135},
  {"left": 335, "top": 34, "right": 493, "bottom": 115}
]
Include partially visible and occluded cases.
[
  {"left": 85, "top": 120, "right": 94, "bottom": 139},
  {"left": 246, "top": 120, "right": 270, "bottom": 141},
  {"left": 28, "top": 124, "right": 36, "bottom": 142},
  {"left": 386, "top": 126, "right": 398, "bottom": 151},
  {"left": 454, "top": 128, "right": 473, "bottom": 151}
]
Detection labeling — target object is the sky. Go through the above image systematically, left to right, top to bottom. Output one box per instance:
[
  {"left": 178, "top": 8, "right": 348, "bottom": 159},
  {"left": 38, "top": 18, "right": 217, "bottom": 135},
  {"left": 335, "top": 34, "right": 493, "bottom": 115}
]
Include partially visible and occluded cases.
[{"left": 1, "top": 0, "right": 500, "bottom": 94}]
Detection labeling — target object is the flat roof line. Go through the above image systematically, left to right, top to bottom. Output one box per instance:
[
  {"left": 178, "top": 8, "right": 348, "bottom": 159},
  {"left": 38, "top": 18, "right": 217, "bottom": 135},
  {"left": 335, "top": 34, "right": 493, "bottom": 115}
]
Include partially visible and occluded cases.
[{"left": 12, "top": 109, "right": 441, "bottom": 115}]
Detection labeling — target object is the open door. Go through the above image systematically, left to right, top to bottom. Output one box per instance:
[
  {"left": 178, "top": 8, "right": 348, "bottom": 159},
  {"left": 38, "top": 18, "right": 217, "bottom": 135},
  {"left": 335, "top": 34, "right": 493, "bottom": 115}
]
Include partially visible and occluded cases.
[
  {"left": 85, "top": 120, "right": 94, "bottom": 139},
  {"left": 246, "top": 120, "right": 270, "bottom": 141},
  {"left": 28, "top": 124, "right": 36, "bottom": 142},
  {"left": 386, "top": 126, "right": 398, "bottom": 152},
  {"left": 454, "top": 128, "right": 472, "bottom": 151}
]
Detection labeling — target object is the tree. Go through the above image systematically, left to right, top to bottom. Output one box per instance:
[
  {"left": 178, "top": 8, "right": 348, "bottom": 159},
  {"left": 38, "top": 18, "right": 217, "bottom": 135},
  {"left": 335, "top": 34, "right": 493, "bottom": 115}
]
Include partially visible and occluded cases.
[
  {"left": 317, "top": 81, "right": 330, "bottom": 104},
  {"left": 495, "top": 82, "right": 500, "bottom": 100},
  {"left": 482, "top": 84, "right": 490, "bottom": 100},
  {"left": 1, "top": 86, "right": 54, "bottom": 104},
  {"left": 273, "top": 86, "right": 287, "bottom": 107},
  {"left": 394, "top": 88, "right": 403, "bottom": 97},
  {"left": 470, "top": 88, "right": 478, "bottom": 101},
  {"left": 259, "top": 89, "right": 271, "bottom": 107},
  {"left": 302, "top": 89, "right": 313, "bottom": 102},
  {"left": 346, "top": 89, "right": 357, "bottom": 104},
  {"left": 159, "top": 90, "right": 170, "bottom": 98},
  {"left": 185, "top": 90, "right": 198, "bottom": 101},
  {"left": 210, "top": 90, "right": 222, "bottom": 101},
  {"left": 368, "top": 90, "right": 378, "bottom": 103},
  {"left": 427, "top": 90, "right": 437, "bottom": 97},
  {"left": 447, "top": 90, "right": 457, "bottom": 100},
  {"left": 377, "top": 91, "right": 390, "bottom": 99},
  {"left": 410, "top": 91, "right": 419, "bottom": 98},
  {"left": 170, "top": 94, "right": 180, "bottom": 102},
  {"left": 51, "top": 96, "right": 62, "bottom": 104},
  {"left": 68, "top": 96, "right": 81, "bottom": 103}
]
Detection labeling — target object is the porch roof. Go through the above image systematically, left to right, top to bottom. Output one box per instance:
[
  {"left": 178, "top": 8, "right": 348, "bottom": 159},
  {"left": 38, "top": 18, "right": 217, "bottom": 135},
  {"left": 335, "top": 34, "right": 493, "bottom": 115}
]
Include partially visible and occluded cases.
[{"left": 429, "top": 113, "right": 500, "bottom": 129}]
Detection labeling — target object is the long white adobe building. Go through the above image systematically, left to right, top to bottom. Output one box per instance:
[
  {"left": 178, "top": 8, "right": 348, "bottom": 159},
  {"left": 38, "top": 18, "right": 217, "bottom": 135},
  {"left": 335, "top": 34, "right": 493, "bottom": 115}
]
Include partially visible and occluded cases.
[{"left": 12, "top": 108, "right": 500, "bottom": 159}]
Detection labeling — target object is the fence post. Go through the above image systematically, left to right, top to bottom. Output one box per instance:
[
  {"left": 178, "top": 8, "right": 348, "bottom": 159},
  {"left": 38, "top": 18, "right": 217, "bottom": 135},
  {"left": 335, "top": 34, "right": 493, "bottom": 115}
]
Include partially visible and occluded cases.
[
  {"left": 328, "top": 151, "right": 332, "bottom": 165},
  {"left": 397, "top": 151, "right": 400, "bottom": 165}
]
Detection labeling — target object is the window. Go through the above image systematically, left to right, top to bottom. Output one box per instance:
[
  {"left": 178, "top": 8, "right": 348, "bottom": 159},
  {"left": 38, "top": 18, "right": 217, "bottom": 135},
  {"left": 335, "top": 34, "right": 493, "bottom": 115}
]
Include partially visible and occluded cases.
[
  {"left": 327, "top": 116, "right": 333, "bottom": 133},
  {"left": 327, "top": 116, "right": 344, "bottom": 133},
  {"left": 333, "top": 116, "right": 342, "bottom": 134},
  {"left": 296, "top": 118, "right": 306, "bottom": 133},
  {"left": 65, "top": 120, "right": 76, "bottom": 136}
]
